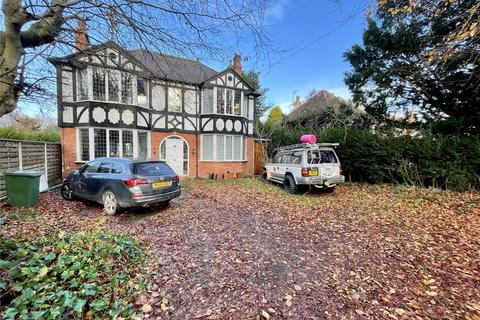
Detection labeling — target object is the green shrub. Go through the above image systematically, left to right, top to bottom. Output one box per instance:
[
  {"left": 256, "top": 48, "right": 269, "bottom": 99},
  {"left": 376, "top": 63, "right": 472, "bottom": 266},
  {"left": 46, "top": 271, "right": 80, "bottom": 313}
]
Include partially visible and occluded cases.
[
  {"left": 0, "top": 127, "right": 60, "bottom": 142},
  {"left": 0, "top": 232, "right": 146, "bottom": 319}
]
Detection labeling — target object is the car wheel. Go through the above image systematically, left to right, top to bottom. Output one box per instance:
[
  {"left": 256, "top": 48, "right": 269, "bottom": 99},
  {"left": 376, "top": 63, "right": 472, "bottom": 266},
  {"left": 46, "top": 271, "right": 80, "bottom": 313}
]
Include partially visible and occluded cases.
[
  {"left": 261, "top": 170, "right": 269, "bottom": 184},
  {"left": 283, "top": 175, "right": 299, "bottom": 194},
  {"left": 60, "top": 182, "right": 74, "bottom": 200},
  {"left": 102, "top": 190, "right": 119, "bottom": 215}
]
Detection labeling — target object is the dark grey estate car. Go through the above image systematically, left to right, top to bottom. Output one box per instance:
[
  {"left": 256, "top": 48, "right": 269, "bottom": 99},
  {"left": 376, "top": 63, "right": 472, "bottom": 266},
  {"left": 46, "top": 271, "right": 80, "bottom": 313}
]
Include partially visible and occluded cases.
[{"left": 61, "top": 158, "right": 181, "bottom": 215}]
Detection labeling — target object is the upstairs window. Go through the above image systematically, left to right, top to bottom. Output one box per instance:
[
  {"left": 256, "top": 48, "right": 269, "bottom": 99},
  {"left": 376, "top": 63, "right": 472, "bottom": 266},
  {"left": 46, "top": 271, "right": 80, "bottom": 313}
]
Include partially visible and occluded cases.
[
  {"left": 92, "top": 67, "right": 106, "bottom": 101},
  {"left": 121, "top": 72, "right": 133, "bottom": 104},
  {"left": 137, "top": 77, "right": 148, "bottom": 108},
  {"left": 168, "top": 87, "right": 182, "bottom": 112},
  {"left": 202, "top": 88, "right": 213, "bottom": 113},
  {"left": 226, "top": 89, "right": 233, "bottom": 114},
  {"left": 184, "top": 90, "right": 196, "bottom": 114},
  {"left": 234, "top": 91, "right": 242, "bottom": 116}
]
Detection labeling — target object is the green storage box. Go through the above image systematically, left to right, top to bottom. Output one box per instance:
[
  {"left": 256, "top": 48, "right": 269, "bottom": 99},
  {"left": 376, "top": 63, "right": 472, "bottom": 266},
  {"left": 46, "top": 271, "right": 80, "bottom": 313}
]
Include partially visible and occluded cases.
[{"left": 4, "top": 171, "right": 42, "bottom": 206}]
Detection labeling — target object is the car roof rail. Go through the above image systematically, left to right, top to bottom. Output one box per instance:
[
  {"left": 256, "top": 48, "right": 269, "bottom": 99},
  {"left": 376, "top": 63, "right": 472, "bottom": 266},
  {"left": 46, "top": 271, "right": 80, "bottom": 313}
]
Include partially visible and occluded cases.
[{"left": 274, "top": 143, "right": 340, "bottom": 152}]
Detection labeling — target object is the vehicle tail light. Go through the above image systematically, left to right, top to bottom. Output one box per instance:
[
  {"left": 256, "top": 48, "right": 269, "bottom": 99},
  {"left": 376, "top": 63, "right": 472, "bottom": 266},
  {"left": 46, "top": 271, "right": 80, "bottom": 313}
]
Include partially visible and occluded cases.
[
  {"left": 340, "top": 165, "right": 344, "bottom": 176},
  {"left": 301, "top": 167, "right": 309, "bottom": 177},
  {"left": 172, "top": 175, "right": 179, "bottom": 182},
  {"left": 123, "top": 178, "right": 148, "bottom": 187}
]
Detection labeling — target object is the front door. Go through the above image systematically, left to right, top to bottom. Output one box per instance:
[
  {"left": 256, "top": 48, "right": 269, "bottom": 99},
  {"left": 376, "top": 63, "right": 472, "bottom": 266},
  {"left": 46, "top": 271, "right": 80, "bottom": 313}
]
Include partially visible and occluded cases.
[{"left": 164, "top": 138, "right": 184, "bottom": 175}]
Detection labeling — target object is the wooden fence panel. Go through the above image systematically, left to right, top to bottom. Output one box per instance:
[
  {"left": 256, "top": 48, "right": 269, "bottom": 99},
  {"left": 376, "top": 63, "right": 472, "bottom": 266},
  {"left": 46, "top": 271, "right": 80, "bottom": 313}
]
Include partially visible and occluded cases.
[{"left": 0, "top": 139, "right": 62, "bottom": 199}]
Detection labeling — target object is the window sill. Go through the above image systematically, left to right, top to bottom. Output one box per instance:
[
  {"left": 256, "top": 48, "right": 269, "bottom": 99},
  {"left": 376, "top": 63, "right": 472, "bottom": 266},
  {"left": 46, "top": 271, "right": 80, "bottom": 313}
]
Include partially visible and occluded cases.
[{"left": 74, "top": 161, "right": 87, "bottom": 164}]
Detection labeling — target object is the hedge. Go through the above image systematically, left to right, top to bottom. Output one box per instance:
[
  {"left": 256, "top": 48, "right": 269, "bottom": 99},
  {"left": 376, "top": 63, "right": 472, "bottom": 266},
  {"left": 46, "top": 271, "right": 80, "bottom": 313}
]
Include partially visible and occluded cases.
[
  {"left": 263, "top": 126, "right": 480, "bottom": 191},
  {"left": 0, "top": 127, "right": 60, "bottom": 142}
]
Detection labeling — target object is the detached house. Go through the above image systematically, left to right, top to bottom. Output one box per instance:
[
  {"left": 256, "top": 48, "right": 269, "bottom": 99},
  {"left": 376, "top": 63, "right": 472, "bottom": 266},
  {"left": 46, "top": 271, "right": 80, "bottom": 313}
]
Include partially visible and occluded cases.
[{"left": 49, "top": 31, "right": 259, "bottom": 178}]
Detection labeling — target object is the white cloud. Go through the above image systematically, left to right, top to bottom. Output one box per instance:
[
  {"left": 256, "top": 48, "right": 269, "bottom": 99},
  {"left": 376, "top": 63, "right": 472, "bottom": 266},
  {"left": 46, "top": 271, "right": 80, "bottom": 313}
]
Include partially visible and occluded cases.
[{"left": 265, "top": 0, "right": 292, "bottom": 21}]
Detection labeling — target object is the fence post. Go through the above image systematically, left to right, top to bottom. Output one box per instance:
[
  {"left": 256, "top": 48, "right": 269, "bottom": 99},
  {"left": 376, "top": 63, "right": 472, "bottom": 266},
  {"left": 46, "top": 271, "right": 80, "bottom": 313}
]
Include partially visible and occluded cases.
[
  {"left": 18, "top": 142, "right": 23, "bottom": 170},
  {"left": 44, "top": 143, "right": 48, "bottom": 181}
]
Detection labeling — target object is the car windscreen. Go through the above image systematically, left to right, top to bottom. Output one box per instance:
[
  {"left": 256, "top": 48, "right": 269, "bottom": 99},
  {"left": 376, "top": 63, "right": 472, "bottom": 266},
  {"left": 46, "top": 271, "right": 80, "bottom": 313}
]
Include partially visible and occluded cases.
[{"left": 133, "top": 162, "right": 174, "bottom": 176}]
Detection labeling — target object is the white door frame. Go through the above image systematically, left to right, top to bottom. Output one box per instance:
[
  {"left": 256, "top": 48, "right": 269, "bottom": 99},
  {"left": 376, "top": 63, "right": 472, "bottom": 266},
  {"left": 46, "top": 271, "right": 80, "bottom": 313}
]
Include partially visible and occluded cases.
[{"left": 160, "top": 135, "right": 189, "bottom": 176}]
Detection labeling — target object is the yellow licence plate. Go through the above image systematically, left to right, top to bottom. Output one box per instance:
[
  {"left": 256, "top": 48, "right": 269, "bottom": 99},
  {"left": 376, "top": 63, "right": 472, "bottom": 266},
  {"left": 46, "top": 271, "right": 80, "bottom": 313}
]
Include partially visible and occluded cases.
[
  {"left": 309, "top": 169, "right": 318, "bottom": 176},
  {"left": 152, "top": 181, "right": 171, "bottom": 189}
]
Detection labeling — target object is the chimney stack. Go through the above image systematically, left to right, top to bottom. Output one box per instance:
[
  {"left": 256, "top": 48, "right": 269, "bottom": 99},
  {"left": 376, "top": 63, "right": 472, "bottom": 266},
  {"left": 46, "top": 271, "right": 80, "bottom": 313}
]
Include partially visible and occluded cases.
[
  {"left": 75, "top": 18, "right": 89, "bottom": 51},
  {"left": 232, "top": 54, "right": 242, "bottom": 74},
  {"left": 293, "top": 96, "right": 301, "bottom": 109}
]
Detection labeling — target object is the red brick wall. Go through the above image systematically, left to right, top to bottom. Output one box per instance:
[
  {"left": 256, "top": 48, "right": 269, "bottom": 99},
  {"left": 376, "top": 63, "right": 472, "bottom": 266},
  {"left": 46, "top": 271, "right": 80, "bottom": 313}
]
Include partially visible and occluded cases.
[
  {"left": 61, "top": 127, "right": 82, "bottom": 176},
  {"left": 61, "top": 128, "right": 255, "bottom": 179}
]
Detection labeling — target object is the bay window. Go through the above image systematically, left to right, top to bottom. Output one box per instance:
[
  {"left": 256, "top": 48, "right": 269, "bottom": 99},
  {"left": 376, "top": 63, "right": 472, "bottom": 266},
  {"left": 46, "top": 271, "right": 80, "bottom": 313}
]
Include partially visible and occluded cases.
[
  {"left": 77, "top": 67, "right": 140, "bottom": 105},
  {"left": 77, "top": 128, "right": 149, "bottom": 161},
  {"left": 201, "top": 134, "right": 246, "bottom": 161}
]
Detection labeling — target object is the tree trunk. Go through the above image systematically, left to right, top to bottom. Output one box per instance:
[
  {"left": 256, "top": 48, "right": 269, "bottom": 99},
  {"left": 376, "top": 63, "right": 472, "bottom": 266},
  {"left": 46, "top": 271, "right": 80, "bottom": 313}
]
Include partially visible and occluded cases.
[{"left": 0, "top": 0, "right": 66, "bottom": 118}]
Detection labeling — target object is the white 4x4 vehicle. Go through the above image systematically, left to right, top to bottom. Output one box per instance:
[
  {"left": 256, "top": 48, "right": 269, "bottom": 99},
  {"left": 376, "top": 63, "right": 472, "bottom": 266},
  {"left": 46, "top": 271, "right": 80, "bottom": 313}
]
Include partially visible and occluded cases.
[{"left": 261, "top": 143, "right": 345, "bottom": 193}]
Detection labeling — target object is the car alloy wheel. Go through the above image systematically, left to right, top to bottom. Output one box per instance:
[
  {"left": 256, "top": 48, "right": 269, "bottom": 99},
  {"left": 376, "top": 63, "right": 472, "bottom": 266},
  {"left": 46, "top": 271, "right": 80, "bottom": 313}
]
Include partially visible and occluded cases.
[
  {"left": 61, "top": 182, "right": 73, "bottom": 200},
  {"left": 102, "top": 190, "right": 118, "bottom": 215}
]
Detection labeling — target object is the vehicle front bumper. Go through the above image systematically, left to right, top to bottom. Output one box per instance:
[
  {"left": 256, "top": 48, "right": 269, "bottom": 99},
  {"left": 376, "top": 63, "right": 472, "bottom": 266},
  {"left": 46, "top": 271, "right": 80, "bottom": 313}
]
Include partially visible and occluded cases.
[
  {"left": 297, "top": 175, "right": 345, "bottom": 186},
  {"left": 121, "top": 188, "right": 182, "bottom": 207}
]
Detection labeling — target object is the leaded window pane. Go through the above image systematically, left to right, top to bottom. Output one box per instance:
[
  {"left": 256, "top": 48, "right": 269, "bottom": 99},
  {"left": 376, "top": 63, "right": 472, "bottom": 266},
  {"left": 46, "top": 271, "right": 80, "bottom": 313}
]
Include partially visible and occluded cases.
[
  {"left": 92, "top": 67, "right": 106, "bottom": 101},
  {"left": 78, "top": 68, "right": 89, "bottom": 100},
  {"left": 108, "top": 70, "right": 119, "bottom": 102},
  {"left": 121, "top": 72, "right": 133, "bottom": 104},
  {"left": 137, "top": 77, "right": 148, "bottom": 108},
  {"left": 168, "top": 87, "right": 182, "bottom": 112},
  {"left": 202, "top": 88, "right": 213, "bottom": 113},
  {"left": 217, "top": 88, "right": 225, "bottom": 114},
  {"left": 226, "top": 89, "right": 233, "bottom": 114},
  {"left": 234, "top": 91, "right": 241, "bottom": 116},
  {"left": 79, "top": 128, "right": 90, "bottom": 161},
  {"left": 94, "top": 129, "right": 107, "bottom": 158},
  {"left": 109, "top": 130, "right": 120, "bottom": 157},
  {"left": 122, "top": 130, "right": 133, "bottom": 157},
  {"left": 138, "top": 132, "right": 148, "bottom": 158},
  {"left": 202, "top": 135, "right": 214, "bottom": 160},
  {"left": 216, "top": 135, "right": 225, "bottom": 161},
  {"left": 225, "top": 136, "right": 233, "bottom": 160},
  {"left": 233, "top": 136, "right": 241, "bottom": 160}
]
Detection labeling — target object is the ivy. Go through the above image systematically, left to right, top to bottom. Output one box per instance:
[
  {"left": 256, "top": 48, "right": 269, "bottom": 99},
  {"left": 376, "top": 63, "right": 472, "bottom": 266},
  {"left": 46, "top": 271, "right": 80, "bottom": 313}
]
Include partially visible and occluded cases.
[{"left": 0, "top": 232, "right": 146, "bottom": 319}]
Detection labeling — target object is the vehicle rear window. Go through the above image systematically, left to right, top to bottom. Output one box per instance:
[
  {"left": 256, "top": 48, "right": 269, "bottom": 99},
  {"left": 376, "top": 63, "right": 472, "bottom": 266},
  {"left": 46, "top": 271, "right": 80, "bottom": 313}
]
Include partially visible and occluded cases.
[
  {"left": 307, "top": 150, "right": 338, "bottom": 164},
  {"left": 320, "top": 150, "right": 338, "bottom": 163},
  {"left": 133, "top": 162, "right": 174, "bottom": 176}
]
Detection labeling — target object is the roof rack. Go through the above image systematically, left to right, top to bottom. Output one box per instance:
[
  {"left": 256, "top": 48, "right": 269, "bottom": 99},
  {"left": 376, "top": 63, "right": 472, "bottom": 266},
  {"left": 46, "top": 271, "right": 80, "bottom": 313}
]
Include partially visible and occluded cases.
[{"left": 274, "top": 143, "right": 340, "bottom": 152}]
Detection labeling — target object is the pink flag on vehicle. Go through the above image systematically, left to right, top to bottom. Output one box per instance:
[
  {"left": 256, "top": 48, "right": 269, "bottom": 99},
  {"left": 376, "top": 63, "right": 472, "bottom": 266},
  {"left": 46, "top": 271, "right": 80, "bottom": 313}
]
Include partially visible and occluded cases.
[{"left": 300, "top": 134, "right": 317, "bottom": 144}]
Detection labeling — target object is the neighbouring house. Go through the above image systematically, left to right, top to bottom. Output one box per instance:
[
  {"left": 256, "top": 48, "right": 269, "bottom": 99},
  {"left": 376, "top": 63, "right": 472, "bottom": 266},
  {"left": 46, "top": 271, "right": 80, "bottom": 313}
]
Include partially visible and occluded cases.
[{"left": 48, "top": 25, "right": 259, "bottom": 178}]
